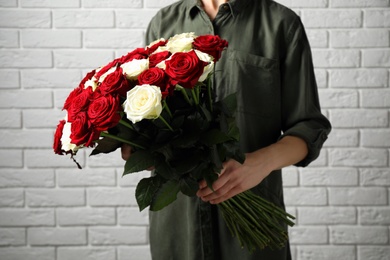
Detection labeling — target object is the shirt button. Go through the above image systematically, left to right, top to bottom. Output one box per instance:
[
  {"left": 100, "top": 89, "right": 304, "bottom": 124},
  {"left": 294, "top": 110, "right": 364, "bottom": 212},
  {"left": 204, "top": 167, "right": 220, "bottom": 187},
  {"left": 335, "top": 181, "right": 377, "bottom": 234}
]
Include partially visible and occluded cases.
[{"left": 223, "top": 5, "right": 229, "bottom": 10}]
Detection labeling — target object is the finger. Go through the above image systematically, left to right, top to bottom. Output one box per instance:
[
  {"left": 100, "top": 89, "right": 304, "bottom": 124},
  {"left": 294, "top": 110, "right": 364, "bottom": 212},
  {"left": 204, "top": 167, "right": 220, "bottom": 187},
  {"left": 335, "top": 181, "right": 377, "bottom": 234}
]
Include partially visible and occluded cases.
[
  {"left": 121, "top": 144, "right": 132, "bottom": 161},
  {"left": 197, "top": 173, "right": 230, "bottom": 198},
  {"left": 200, "top": 182, "right": 235, "bottom": 202},
  {"left": 210, "top": 186, "right": 242, "bottom": 204}
]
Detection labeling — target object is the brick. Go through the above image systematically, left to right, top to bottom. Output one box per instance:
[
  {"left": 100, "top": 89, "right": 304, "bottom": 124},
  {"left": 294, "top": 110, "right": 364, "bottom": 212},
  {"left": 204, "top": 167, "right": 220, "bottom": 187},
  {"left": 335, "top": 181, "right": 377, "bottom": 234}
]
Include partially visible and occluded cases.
[
  {"left": 0, "top": 0, "right": 17, "bottom": 7},
  {"left": 21, "top": 0, "right": 80, "bottom": 7},
  {"left": 83, "top": 0, "right": 142, "bottom": 8},
  {"left": 145, "top": 0, "right": 177, "bottom": 8},
  {"left": 281, "top": 0, "right": 328, "bottom": 7},
  {"left": 331, "top": 0, "right": 389, "bottom": 7},
  {"left": 0, "top": 10, "right": 51, "bottom": 28},
  {"left": 53, "top": 10, "right": 114, "bottom": 28},
  {"left": 116, "top": 10, "right": 158, "bottom": 28},
  {"left": 302, "top": 10, "right": 362, "bottom": 28},
  {"left": 365, "top": 10, "right": 390, "bottom": 27},
  {"left": 331, "top": 29, "right": 389, "bottom": 48},
  {"left": 0, "top": 30, "right": 18, "bottom": 48},
  {"left": 21, "top": 30, "right": 81, "bottom": 48},
  {"left": 84, "top": 30, "right": 143, "bottom": 49},
  {"left": 307, "top": 30, "right": 328, "bottom": 48},
  {"left": 313, "top": 49, "right": 360, "bottom": 68},
  {"left": 0, "top": 50, "right": 52, "bottom": 68},
  {"left": 54, "top": 50, "right": 114, "bottom": 68},
  {"left": 363, "top": 50, "right": 390, "bottom": 67},
  {"left": 21, "top": 69, "right": 81, "bottom": 88},
  {"left": 314, "top": 69, "right": 327, "bottom": 88},
  {"left": 329, "top": 69, "right": 388, "bottom": 88},
  {"left": 0, "top": 70, "right": 19, "bottom": 88},
  {"left": 318, "top": 89, "right": 358, "bottom": 108},
  {"left": 361, "top": 89, "right": 390, "bottom": 107},
  {"left": 0, "top": 90, "right": 52, "bottom": 108},
  {"left": 0, "top": 109, "right": 22, "bottom": 128},
  {"left": 23, "top": 109, "right": 65, "bottom": 128},
  {"left": 329, "top": 109, "right": 388, "bottom": 128},
  {"left": 0, "top": 129, "right": 53, "bottom": 148},
  {"left": 324, "top": 129, "right": 359, "bottom": 147},
  {"left": 361, "top": 129, "right": 390, "bottom": 147},
  {"left": 329, "top": 148, "right": 388, "bottom": 167},
  {"left": 0, "top": 149, "right": 22, "bottom": 167},
  {"left": 25, "top": 149, "right": 86, "bottom": 168},
  {"left": 308, "top": 149, "right": 327, "bottom": 167},
  {"left": 87, "top": 150, "right": 125, "bottom": 168},
  {"left": 282, "top": 167, "right": 299, "bottom": 187},
  {"left": 57, "top": 168, "right": 116, "bottom": 187},
  {"left": 300, "top": 168, "right": 358, "bottom": 186},
  {"left": 360, "top": 168, "right": 390, "bottom": 186},
  {"left": 0, "top": 169, "right": 54, "bottom": 187},
  {"left": 329, "top": 187, "right": 387, "bottom": 205},
  {"left": 26, "top": 188, "right": 85, "bottom": 207},
  {"left": 88, "top": 188, "right": 136, "bottom": 206},
  {"left": 284, "top": 188, "right": 327, "bottom": 206},
  {"left": 0, "top": 189, "right": 24, "bottom": 207},
  {"left": 117, "top": 207, "right": 149, "bottom": 225},
  {"left": 298, "top": 207, "right": 356, "bottom": 225},
  {"left": 359, "top": 207, "right": 390, "bottom": 225},
  {"left": 57, "top": 208, "right": 115, "bottom": 226},
  {"left": 0, "top": 209, "right": 54, "bottom": 226},
  {"left": 289, "top": 226, "right": 328, "bottom": 244},
  {"left": 330, "top": 226, "right": 388, "bottom": 244},
  {"left": 28, "top": 227, "right": 86, "bottom": 245},
  {"left": 89, "top": 227, "right": 148, "bottom": 245},
  {"left": 0, "top": 228, "right": 25, "bottom": 246},
  {"left": 118, "top": 246, "right": 152, "bottom": 260},
  {"left": 297, "top": 246, "right": 356, "bottom": 260},
  {"left": 358, "top": 246, "right": 390, "bottom": 260},
  {"left": 57, "top": 247, "right": 115, "bottom": 260},
  {"left": 0, "top": 248, "right": 55, "bottom": 260}
]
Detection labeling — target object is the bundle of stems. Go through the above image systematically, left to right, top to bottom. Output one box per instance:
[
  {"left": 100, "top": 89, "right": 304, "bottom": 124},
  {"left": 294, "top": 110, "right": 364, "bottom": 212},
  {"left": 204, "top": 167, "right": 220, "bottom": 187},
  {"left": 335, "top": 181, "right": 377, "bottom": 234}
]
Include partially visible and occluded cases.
[{"left": 218, "top": 190, "right": 295, "bottom": 252}]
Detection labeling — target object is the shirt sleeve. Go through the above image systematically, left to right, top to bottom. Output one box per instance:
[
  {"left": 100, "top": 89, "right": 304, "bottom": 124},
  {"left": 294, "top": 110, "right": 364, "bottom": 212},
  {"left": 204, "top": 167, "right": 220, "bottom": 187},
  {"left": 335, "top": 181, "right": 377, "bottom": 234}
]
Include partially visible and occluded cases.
[{"left": 279, "top": 17, "right": 331, "bottom": 167}]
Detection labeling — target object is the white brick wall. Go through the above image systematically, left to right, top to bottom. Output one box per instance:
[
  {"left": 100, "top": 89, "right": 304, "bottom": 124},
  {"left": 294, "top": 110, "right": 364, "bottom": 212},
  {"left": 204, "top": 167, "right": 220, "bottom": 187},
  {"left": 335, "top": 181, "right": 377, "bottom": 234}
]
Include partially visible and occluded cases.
[{"left": 0, "top": 0, "right": 389, "bottom": 259}]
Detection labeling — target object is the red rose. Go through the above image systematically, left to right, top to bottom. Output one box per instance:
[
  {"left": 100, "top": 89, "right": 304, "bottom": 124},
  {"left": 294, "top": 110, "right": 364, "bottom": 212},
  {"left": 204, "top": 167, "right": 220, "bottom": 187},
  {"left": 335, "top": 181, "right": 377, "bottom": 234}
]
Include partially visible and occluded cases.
[
  {"left": 192, "top": 35, "right": 228, "bottom": 62},
  {"left": 146, "top": 39, "right": 168, "bottom": 54},
  {"left": 118, "top": 48, "right": 148, "bottom": 64},
  {"left": 165, "top": 50, "right": 208, "bottom": 89},
  {"left": 149, "top": 51, "right": 171, "bottom": 68},
  {"left": 95, "top": 60, "right": 119, "bottom": 80},
  {"left": 99, "top": 66, "right": 130, "bottom": 97},
  {"left": 138, "top": 67, "right": 172, "bottom": 98},
  {"left": 78, "top": 69, "right": 96, "bottom": 88},
  {"left": 63, "top": 87, "right": 82, "bottom": 111},
  {"left": 66, "top": 87, "right": 93, "bottom": 122},
  {"left": 87, "top": 94, "right": 121, "bottom": 131},
  {"left": 70, "top": 112, "right": 98, "bottom": 147},
  {"left": 53, "top": 120, "right": 66, "bottom": 155}
]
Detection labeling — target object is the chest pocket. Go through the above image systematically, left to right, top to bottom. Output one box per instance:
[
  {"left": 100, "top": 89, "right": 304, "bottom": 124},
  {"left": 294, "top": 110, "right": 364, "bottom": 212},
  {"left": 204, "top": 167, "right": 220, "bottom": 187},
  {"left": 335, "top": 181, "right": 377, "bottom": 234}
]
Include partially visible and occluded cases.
[{"left": 226, "top": 49, "right": 280, "bottom": 118}]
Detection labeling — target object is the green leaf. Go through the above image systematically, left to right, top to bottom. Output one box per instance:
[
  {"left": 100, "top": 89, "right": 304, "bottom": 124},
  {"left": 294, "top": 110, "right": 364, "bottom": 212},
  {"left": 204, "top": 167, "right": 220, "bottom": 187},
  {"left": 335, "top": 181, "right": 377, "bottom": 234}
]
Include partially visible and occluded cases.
[
  {"left": 220, "top": 93, "right": 238, "bottom": 116},
  {"left": 201, "top": 129, "right": 232, "bottom": 146},
  {"left": 90, "top": 136, "right": 121, "bottom": 156},
  {"left": 123, "top": 150, "right": 154, "bottom": 176},
  {"left": 154, "top": 157, "right": 180, "bottom": 180},
  {"left": 203, "top": 168, "right": 219, "bottom": 192},
  {"left": 179, "top": 175, "right": 199, "bottom": 197},
  {"left": 135, "top": 176, "right": 163, "bottom": 211},
  {"left": 150, "top": 179, "right": 180, "bottom": 211}
]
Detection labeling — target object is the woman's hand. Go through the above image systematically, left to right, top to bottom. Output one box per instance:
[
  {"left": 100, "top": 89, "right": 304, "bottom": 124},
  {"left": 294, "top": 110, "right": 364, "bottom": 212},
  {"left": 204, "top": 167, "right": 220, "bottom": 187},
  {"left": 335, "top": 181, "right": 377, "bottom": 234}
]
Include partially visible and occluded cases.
[
  {"left": 196, "top": 136, "right": 308, "bottom": 204},
  {"left": 121, "top": 144, "right": 132, "bottom": 161}
]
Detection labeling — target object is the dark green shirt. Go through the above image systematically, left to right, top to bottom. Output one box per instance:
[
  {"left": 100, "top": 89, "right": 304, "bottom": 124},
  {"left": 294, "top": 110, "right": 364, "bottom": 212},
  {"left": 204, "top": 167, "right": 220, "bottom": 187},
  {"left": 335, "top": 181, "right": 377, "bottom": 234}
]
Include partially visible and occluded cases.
[{"left": 146, "top": 0, "right": 331, "bottom": 259}]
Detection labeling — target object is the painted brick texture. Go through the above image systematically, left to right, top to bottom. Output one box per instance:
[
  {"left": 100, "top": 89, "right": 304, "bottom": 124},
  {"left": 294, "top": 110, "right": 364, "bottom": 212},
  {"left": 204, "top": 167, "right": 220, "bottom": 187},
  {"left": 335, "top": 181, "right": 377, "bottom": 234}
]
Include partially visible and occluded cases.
[{"left": 0, "top": 1, "right": 389, "bottom": 260}]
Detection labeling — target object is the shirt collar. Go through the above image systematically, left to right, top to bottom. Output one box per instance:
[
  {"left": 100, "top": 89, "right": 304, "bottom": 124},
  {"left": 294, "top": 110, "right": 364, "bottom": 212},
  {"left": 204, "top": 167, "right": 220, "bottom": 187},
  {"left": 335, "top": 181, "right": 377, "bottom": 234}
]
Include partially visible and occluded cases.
[{"left": 185, "top": 0, "right": 249, "bottom": 18}]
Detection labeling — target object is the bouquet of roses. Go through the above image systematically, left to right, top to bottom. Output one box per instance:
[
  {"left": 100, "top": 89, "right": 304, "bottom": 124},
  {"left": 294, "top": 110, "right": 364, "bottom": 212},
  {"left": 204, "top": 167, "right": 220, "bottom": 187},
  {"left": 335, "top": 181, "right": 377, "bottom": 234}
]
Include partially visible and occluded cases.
[{"left": 53, "top": 32, "right": 295, "bottom": 252}]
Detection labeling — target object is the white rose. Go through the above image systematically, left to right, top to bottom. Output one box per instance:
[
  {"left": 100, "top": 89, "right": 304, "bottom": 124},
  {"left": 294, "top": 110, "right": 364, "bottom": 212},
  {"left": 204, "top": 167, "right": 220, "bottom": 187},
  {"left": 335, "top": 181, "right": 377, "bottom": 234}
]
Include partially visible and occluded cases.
[
  {"left": 166, "top": 32, "right": 196, "bottom": 53},
  {"left": 195, "top": 50, "right": 215, "bottom": 82},
  {"left": 120, "top": 59, "right": 149, "bottom": 80},
  {"left": 84, "top": 78, "right": 98, "bottom": 91},
  {"left": 123, "top": 84, "right": 163, "bottom": 124},
  {"left": 61, "top": 121, "right": 79, "bottom": 153}
]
